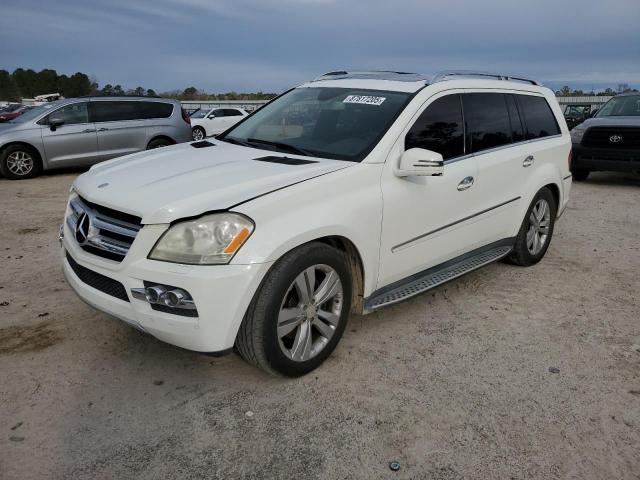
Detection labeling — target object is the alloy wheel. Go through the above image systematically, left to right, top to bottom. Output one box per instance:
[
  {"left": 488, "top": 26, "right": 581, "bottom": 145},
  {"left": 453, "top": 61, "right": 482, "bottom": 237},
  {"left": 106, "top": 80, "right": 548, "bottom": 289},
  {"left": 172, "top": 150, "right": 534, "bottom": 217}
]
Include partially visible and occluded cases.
[
  {"left": 192, "top": 128, "right": 204, "bottom": 141},
  {"left": 6, "top": 151, "right": 34, "bottom": 176},
  {"left": 526, "top": 198, "right": 551, "bottom": 255},
  {"left": 277, "top": 264, "right": 343, "bottom": 362}
]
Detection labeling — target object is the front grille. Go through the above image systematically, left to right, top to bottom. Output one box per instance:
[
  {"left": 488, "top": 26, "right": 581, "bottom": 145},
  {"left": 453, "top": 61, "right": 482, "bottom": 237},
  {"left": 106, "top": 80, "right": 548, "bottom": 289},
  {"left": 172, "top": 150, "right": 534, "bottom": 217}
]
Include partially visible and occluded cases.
[
  {"left": 582, "top": 127, "right": 640, "bottom": 149},
  {"left": 577, "top": 149, "right": 640, "bottom": 163},
  {"left": 66, "top": 196, "right": 142, "bottom": 262},
  {"left": 66, "top": 252, "right": 129, "bottom": 302}
]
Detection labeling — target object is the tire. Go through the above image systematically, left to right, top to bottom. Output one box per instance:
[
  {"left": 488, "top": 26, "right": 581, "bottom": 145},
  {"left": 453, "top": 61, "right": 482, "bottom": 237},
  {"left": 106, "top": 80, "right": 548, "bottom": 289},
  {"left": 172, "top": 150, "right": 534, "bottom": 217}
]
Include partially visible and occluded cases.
[
  {"left": 192, "top": 127, "right": 206, "bottom": 141},
  {"left": 147, "top": 138, "right": 173, "bottom": 150},
  {"left": 0, "top": 145, "right": 42, "bottom": 180},
  {"left": 571, "top": 168, "right": 590, "bottom": 181},
  {"left": 507, "top": 187, "right": 557, "bottom": 267},
  {"left": 236, "top": 242, "right": 352, "bottom": 377}
]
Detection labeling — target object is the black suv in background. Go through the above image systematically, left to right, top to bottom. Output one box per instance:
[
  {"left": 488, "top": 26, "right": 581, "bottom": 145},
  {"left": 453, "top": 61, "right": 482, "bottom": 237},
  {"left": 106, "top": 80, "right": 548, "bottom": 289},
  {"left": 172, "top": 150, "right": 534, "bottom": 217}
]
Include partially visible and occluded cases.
[{"left": 570, "top": 93, "right": 640, "bottom": 180}]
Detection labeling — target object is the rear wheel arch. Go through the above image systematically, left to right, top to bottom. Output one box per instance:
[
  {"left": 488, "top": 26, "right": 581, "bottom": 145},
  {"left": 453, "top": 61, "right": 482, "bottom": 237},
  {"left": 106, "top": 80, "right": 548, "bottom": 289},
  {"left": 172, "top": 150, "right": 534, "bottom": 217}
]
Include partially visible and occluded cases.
[
  {"left": 146, "top": 135, "right": 175, "bottom": 149},
  {"left": 543, "top": 182, "right": 560, "bottom": 216}
]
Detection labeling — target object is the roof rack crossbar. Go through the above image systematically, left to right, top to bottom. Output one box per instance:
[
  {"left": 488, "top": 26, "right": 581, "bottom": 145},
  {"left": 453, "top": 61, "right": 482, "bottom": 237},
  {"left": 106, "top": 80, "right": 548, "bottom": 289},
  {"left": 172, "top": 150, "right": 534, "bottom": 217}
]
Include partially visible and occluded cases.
[{"left": 431, "top": 70, "right": 540, "bottom": 86}]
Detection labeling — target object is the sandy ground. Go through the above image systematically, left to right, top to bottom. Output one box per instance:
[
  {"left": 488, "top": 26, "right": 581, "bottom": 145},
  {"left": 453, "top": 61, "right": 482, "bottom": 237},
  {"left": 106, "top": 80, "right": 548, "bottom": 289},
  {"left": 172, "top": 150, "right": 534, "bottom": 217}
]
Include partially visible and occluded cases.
[{"left": 0, "top": 169, "right": 639, "bottom": 480}]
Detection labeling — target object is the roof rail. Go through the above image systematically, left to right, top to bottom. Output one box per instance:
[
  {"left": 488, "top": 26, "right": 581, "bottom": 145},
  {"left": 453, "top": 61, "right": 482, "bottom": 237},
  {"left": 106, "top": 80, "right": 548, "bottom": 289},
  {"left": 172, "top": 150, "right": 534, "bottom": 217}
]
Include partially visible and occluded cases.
[
  {"left": 312, "top": 70, "right": 430, "bottom": 83},
  {"left": 431, "top": 70, "right": 541, "bottom": 86}
]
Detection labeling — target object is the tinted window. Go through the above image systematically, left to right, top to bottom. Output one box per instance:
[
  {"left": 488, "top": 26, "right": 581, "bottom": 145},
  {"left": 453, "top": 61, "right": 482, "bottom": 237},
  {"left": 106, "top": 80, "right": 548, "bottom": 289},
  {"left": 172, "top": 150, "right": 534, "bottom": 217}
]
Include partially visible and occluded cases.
[
  {"left": 462, "top": 93, "right": 512, "bottom": 153},
  {"left": 405, "top": 94, "right": 464, "bottom": 160},
  {"left": 505, "top": 94, "right": 525, "bottom": 142},
  {"left": 516, "top": 95, "right": 560, "bottom": 139},
  {"left": 91, "top": 101, "right": 141, "bottom": 122},
  {"left": 43, "top": 102, "right": 89, "bottom": 125},
  {"left": 140, "top": 102, "right": 173, "bottom": 119},
  {"left": 210, "top": 109, "right": 225, "bottom": 118},
  {"left": 223, "top": 109, "right": 243, "bottom": 116}
]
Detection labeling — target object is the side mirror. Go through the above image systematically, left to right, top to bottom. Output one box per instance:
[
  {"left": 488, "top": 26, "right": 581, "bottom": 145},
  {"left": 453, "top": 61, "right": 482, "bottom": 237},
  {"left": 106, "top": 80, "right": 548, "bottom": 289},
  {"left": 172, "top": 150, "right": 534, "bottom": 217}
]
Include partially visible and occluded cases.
[
  {"left": 49, "top": 115, "right": 64, "bottom": 131},
  {"left": 395, "top": 148, "right": 444, "bottom": 177}
]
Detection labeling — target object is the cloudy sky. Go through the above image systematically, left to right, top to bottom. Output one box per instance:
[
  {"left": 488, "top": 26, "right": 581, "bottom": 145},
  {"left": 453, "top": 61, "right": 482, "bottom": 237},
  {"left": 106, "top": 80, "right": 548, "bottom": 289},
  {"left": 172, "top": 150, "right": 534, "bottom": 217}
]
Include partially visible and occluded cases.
[{"left": 2, "top": 0, "right": 639, "bottom": 93}]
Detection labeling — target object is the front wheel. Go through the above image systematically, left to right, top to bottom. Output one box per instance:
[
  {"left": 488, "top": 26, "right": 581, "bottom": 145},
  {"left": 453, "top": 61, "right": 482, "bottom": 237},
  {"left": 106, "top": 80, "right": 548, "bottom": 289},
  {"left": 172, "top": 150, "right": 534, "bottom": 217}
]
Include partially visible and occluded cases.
[
  {"left": 0, "top": 145, "right": 42, "bottom": 180},
  {"left": 507, "top": 187, "right": 557, "bottom": 266},
  {"left": 236, "top": 242, "right": 352, "bottom": 377}
]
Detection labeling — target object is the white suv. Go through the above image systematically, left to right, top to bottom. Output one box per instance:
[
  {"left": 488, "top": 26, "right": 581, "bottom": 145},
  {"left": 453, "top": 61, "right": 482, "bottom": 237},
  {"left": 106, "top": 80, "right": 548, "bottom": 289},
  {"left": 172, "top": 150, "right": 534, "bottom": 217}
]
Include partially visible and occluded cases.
[
  {"left": 61, "top": 71, "right": 572, "bottom": 376},
  {"left": 190, "top": 107, "right": 248, "bottom": 140}
]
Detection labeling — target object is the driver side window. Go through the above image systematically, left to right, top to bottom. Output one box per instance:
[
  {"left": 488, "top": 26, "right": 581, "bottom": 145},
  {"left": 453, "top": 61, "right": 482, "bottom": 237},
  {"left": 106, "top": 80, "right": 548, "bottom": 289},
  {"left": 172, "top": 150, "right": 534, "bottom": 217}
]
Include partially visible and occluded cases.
[
  {"left": 405, "top": 95, "right": 464, "bottom": 160},
  {"left": 44, "top": 103, "right": 89, "bottom": 125}
]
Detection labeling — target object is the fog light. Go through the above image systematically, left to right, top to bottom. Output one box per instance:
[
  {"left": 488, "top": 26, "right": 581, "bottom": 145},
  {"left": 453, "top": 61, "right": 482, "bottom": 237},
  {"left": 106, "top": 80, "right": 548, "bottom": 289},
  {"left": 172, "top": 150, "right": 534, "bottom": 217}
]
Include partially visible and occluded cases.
[
  {"left": 145, "top": 285, "right": 167, "bottom": 303},
  {"left": 163, "top": 289, "right": 186, "bottom": 307}
]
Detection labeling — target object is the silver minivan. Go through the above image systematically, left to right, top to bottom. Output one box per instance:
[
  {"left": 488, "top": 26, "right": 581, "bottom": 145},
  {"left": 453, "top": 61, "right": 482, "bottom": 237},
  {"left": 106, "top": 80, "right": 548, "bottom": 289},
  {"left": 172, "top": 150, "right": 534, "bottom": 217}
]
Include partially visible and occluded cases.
[{"left": 0, "top": 97, "right": 192, "bottom": 179}]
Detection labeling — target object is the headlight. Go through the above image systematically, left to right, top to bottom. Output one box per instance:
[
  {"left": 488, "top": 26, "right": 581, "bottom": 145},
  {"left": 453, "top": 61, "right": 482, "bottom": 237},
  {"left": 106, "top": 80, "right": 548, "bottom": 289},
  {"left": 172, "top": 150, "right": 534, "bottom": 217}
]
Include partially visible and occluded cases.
[
  {"left": 570, "top": 127, "right": 586, "bottom": 143},
  {"left": 149, "top": 213, "right": 254, "bottom": 265}
]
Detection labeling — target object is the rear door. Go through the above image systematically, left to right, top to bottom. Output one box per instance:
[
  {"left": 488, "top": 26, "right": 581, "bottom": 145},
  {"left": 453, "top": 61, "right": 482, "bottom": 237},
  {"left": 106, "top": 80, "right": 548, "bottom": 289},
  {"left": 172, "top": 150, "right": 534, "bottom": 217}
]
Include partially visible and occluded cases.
[
  {"left": 459, "top": 92, "right": 529, "bottom": 242},
  {"left": 90, "top": 101, "right": 148, "bottom": 160},
  {"left": 40, "top": 102, "right": 100, "bottom": 167},
  {"left": 222, "top": 108, "right": 246, "bottom": 129}
]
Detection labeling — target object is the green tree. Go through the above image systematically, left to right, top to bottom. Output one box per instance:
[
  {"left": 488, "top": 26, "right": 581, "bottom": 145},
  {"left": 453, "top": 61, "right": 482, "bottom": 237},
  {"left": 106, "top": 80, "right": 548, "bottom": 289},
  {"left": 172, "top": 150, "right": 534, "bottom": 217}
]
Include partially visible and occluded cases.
[
  {"left": 0, "top": 70, "right": 20, "bottom": 101},
  {"left": 113, "top": 85, "right": 124, "bottom": 96},
  {"left": 133, "top": 86, "right": 145, "bottom": 96},
  {"left": 181, "top": 86, "right": 198, "bottom": 100},
  {"left": 146, "top": 88, "right": 156, "bottom": 97}
]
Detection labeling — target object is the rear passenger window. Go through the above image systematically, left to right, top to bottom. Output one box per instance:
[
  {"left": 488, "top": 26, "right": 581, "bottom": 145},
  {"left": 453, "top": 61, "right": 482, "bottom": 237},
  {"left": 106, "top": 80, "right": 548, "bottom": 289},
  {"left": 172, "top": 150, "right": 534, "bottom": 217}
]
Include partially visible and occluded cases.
[
  {"left": 462, "top": 93, "right": 512, "bottom": 153},
  {"left": 405, "top": 94, "right": 464, "bottom": 160},
  {"left": 505, "top": 95, "right": 525, "bottom": 142},
  {"left": 516, "top": 95, "right": 560, "bottom": 139},
  {"left": 91, "top": 101, "right": 141, "bottom": 122},
  {"left": 140, "top": 102, "right": 173, "bottom": 119},
  {"left": 223, "top": 109, "right": 243, "bottom": 116}
]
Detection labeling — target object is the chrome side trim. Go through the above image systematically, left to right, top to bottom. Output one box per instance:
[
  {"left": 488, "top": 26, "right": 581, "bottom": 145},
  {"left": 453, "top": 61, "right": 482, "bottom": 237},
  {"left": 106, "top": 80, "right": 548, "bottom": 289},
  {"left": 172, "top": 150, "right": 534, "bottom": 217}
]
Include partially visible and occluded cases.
[
  {"left": 443, "top": 134, "right": 564, "bottom": 165},
  {"left": 392, "top": 196, "right": 521, "bottom": 252}
]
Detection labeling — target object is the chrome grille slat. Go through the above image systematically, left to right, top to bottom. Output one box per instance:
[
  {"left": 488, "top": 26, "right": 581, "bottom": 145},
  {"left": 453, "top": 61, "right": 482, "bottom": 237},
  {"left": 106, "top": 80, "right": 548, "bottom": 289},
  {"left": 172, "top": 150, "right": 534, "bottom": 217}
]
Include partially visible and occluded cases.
[{"left": 67, "top": 197, "right": 142, "bottom": 262}]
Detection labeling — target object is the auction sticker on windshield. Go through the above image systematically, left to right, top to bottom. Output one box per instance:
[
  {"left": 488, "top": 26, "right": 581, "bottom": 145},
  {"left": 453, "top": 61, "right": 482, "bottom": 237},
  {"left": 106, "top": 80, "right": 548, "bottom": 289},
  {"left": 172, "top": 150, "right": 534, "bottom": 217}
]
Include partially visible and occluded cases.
[{"left": 343, "top": 95, "right": 386, "bottom": 106}]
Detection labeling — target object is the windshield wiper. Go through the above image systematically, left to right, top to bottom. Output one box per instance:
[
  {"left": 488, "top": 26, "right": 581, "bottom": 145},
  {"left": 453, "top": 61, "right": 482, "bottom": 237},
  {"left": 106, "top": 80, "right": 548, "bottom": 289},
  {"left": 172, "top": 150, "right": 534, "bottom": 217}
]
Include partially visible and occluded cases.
[
  {"left": 218, "top": 136, "right": 251, "bottom": 147},
  {"left": 246, "top": 138, "right": 317, "bottom": 157}
]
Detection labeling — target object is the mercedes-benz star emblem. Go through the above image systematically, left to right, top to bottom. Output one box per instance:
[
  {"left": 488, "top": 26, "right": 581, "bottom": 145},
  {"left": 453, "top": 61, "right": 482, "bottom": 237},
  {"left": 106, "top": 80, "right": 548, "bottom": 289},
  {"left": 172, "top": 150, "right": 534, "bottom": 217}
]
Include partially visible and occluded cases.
[
  {"left": 609, "top": 134, "right": 623, "bottom": 144},
  {"left": 75, "top": 212, "right": 90, "bottom": 244}
]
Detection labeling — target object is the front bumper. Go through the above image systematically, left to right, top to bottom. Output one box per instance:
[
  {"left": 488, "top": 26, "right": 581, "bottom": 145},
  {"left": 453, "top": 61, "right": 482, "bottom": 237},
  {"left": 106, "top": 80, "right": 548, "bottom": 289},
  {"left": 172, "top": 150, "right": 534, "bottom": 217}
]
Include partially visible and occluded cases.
[
  {"left": 572, "top": 144, "right": 640, "bottom": 172},
  {"left": 61, "top": 220, "right": 273, "bottom": 352}
]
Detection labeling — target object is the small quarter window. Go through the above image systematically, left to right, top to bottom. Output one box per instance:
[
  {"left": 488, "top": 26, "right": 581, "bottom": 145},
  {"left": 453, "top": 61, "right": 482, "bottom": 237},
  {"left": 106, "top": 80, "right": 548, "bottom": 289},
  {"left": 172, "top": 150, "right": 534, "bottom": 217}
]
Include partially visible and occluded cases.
[
  {"left": 405, "top": 94, "right": 464, "bottom": 160},
  {"left": 516, "top": 95, "right": 560, "bottom": 139},
  {"left": 140, "top": 102, "right": 173, "bottom": 119}
]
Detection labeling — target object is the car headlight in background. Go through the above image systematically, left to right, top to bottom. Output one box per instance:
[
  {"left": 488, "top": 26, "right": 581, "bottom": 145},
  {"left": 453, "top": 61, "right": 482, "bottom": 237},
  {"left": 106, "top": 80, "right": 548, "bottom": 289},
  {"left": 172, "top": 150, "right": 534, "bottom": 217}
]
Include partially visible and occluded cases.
[
  {"left": 570, "top": 127, "right": 586, "bottom": 144},
  {"left": 149, "top": 213, "right": 254, "bottom": 265}
]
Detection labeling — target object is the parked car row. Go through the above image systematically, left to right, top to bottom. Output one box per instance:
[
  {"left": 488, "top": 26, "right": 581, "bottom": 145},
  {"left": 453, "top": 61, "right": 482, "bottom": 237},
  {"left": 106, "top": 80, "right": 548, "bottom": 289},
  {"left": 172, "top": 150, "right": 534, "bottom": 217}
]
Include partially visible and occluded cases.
[
  {"left": 0, "top": 97, "right": 192, "bottom": 179},
  {"left": 0, "top": 103, "right": 32, "bottom": 123}
]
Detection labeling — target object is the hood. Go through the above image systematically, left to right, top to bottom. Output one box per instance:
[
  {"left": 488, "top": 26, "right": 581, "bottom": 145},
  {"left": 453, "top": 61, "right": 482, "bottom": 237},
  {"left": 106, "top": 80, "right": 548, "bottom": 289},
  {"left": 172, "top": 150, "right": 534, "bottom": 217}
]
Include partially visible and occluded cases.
[
  {"left": 577, "top": 116, "right": 640, "bottom": 129},
  {"left": 74, "top": 141, "right": 353, "bottom": 224}
]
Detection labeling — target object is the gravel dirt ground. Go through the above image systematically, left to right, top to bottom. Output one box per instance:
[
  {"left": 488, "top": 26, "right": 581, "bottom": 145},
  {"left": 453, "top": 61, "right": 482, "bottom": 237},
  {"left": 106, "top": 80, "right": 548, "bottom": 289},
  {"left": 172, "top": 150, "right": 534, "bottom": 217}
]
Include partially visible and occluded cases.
[{"left": 1, "top": 170, "right": 639, "bottom": 480}]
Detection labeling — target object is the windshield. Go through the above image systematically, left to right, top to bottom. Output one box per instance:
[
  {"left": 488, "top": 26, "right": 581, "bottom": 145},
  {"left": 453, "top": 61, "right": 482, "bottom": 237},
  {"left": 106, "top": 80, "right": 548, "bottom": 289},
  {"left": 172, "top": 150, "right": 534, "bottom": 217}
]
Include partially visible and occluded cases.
[
  {"left": 219, "top": 87, "right": 411, "bottom": 161},
  {"left": 596, "top": 95, "right": 640, "bottom": 117},
  {"left": 9, "top": 102, "right": 60, "bottom": 123},
  {"left": 190, "top": 109, "right": 207, "bottom": 118}
]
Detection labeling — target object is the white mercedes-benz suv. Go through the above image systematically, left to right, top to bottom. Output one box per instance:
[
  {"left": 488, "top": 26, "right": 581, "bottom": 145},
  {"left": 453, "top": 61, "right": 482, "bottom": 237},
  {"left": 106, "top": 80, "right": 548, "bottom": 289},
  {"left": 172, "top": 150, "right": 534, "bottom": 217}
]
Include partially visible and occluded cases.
[{"left": 61, "top": 71, "right": 572, "bottom": 376}]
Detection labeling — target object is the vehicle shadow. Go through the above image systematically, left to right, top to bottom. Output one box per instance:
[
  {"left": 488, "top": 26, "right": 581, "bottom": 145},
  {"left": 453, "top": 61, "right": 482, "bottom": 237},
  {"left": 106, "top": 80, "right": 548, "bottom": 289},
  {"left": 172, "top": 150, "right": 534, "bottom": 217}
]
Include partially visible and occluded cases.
[{"left": 582, "top": 171, "right": 640, "bottom": 187}]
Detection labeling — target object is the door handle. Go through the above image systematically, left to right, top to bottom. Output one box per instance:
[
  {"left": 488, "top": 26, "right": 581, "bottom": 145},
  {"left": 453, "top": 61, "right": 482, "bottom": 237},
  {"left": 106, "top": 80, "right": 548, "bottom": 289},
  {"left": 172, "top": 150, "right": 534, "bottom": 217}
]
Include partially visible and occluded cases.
[
  {"left": 97, "top": 127, "right": 109, "bottom": 132},
  {"left": 82, "top": 128, "right": 96, "bottom": 133},
  {"left": 523, "top": 155, "right": 535, "bottom": 167},
  {"left": 457, "top": 176, "right": 474, "bottom": 191}
]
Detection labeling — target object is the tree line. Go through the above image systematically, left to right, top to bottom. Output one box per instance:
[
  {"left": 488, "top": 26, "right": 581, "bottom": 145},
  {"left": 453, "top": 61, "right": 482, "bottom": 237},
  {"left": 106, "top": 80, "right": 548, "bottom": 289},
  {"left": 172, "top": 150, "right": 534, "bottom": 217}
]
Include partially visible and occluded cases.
[
  {"left": 0, "top": 67, "right": 277, "bottom": 103},
  {"left": 555, "top": 83, "right": 639, "bottom": 97}
]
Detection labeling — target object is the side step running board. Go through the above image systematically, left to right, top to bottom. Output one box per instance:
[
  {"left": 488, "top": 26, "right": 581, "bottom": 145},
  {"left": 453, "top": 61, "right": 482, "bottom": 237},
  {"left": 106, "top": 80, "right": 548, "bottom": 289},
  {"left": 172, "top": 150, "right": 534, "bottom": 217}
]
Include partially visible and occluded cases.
[{"left": 364, "top": 244, "right": 513, "bottom": 312}]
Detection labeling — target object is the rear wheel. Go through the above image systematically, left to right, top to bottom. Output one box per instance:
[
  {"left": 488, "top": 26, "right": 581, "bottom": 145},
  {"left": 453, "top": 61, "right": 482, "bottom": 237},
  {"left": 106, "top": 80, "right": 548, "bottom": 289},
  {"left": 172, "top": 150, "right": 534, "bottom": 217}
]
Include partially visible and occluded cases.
[
  {"left": 192, "top": 126, "right": 206, "bottom": 141},
  {"left": 147, "top": 138, "right": 172, "bottom": 149},
  {"left": 0, "top": 145, "right": 42, "bottom": 180},
  {"left": 571, "top": 168, "right": 590, "bottom": 181},
  {"left": 507, "top": 187, "right": 557, "bottom": 266},
  {"left": 236, "top": 242, "right": 352, "bottom": 377}
]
